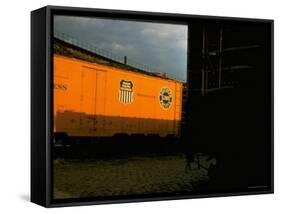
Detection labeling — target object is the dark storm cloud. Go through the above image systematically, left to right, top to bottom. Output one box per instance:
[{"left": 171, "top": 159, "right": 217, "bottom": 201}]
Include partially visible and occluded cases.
[{"left": 54, "top": 16, "right": 188, "bottom": 81}]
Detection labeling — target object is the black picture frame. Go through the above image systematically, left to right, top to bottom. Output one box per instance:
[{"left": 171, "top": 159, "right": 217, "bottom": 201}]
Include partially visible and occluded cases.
[{"left": 31, "top": 5, "right": 274, "bottom": 207}]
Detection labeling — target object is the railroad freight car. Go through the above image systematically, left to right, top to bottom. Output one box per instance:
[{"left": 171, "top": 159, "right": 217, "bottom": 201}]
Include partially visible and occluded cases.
[{"left": 54, "top": 54, "right": 183, "bottom": 143}]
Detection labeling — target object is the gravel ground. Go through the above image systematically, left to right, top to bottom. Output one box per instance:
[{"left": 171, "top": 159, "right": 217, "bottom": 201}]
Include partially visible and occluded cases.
[{"left": 53, "top": 154, "right": 214, "bottom": 199}]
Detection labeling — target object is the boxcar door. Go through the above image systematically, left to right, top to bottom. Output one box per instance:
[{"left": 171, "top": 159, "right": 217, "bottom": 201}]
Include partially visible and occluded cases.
[
  {"left": 79, "top": 67, "right": 96, "bottom": 139},
  {"left": 93, "top": 69, "right": 108, "bottom": 137}
]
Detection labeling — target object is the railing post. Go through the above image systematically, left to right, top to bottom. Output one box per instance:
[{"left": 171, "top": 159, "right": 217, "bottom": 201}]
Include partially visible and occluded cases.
[{"left": 124, "top": 56, "right": 127, "bottom": 65}]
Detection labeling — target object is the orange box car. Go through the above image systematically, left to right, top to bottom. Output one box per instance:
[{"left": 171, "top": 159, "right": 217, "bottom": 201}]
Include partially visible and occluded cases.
[{"left": 53, "top": 54, "right": 183, "bottom": 140}]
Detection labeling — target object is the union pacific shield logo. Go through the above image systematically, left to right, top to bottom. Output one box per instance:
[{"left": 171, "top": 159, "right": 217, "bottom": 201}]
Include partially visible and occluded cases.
[
  {"left": 118, "top": 80, "right": 134, "bottom": 104},
  {"left": 160, "top": 87, "right": 172, "bottom": 109}
]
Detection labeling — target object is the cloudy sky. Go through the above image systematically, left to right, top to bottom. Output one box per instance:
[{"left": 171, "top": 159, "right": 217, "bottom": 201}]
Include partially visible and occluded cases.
[{"left": 54, "top": 15, "right": 188, "bottom": 82}]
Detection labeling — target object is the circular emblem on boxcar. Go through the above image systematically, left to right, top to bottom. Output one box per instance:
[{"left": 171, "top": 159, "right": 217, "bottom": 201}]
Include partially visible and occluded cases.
[
  {"left": 118, "top": 80, "right": 134, "bottom": 104},
  {"left": 159, "top": 87, "right": 172, "bottom": 109}
]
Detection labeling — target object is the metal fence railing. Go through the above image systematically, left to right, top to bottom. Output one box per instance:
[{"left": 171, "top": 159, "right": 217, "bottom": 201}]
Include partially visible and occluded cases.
[{"left": 54, "top": 31, "right": 179, "bottom": 81}]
